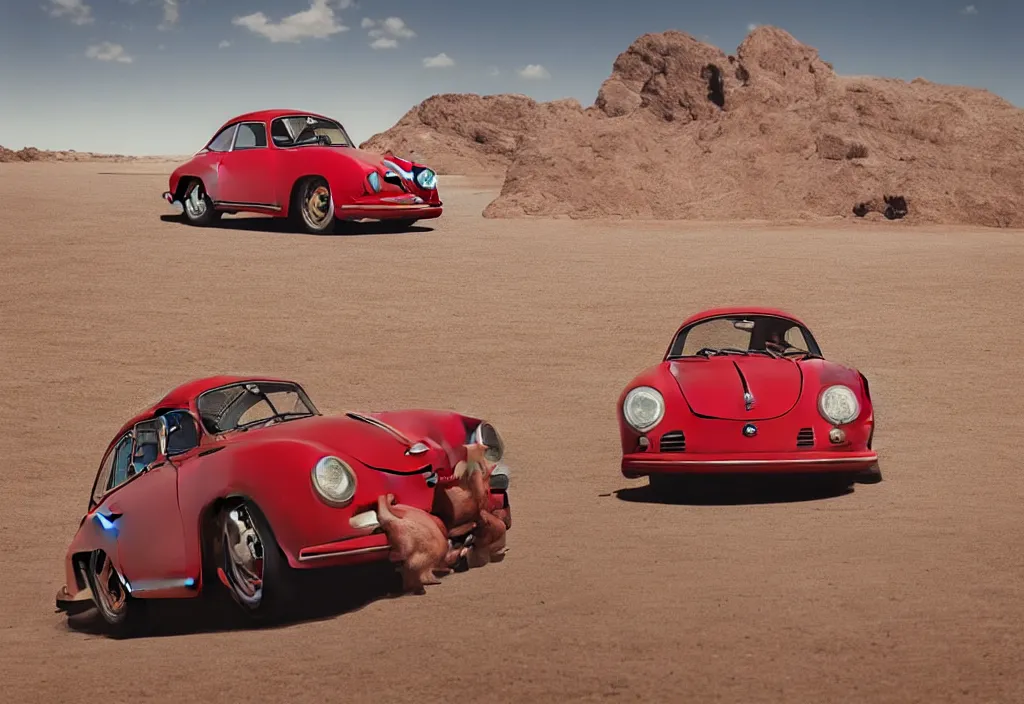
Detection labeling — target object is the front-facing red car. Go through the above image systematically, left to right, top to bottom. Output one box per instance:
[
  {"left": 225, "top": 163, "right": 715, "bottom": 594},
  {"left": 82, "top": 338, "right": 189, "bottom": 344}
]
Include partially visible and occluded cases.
[
  {"left": 162, "top": 109, "right": 442, "bottom": 234},
  {"left": 618, "top": 307, "right": 882, "bottom": 492},
  {"left": 56, "top": 376, "right": 511, "bottom": 636}
]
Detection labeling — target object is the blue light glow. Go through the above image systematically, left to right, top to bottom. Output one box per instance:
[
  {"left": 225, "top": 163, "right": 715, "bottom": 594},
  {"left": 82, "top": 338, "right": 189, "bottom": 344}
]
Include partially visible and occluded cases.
[
  {"left": 94, "top": 512, "right": 118, "bottom": 533},
  {"left": 184, "top": 577, "right": 195, "bottom": 587}
]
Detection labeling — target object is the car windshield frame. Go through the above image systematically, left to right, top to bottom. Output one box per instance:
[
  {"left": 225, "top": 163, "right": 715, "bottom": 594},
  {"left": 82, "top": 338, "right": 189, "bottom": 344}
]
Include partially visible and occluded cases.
[
  {"left": 270, "top": 114, "right": 353, "bottom": 149},
  {"left": 665, "top": 314, "right": 823, "bottom": 360},
  {"left": 195, "top": 380, "right": 320, "bottom": 435}
]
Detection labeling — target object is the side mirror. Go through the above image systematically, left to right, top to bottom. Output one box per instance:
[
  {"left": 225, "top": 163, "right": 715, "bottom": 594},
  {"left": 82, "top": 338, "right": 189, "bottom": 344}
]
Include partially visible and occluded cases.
[{"left": 382, "top": 170, "right": 403, "bottom": 187}]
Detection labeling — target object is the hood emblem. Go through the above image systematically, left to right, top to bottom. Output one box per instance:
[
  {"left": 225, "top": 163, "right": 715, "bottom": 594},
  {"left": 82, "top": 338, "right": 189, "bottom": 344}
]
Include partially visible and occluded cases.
[
  {"left": 743, "top": 392, "right": 755, "bottom": 411},
  {"left": 742, "top": 423, "right": 758, "bottom": 437}
]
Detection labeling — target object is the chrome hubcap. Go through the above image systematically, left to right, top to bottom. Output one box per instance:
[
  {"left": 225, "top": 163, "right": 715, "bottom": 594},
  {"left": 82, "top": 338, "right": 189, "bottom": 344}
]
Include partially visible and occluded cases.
[
  {"left": 302, "top": 183, "right": 332, "bottom": 229},
  {"left": 184, "top": 184, "right": 207, "bottom": 219},
  {"left": 222, "top": 505, "right": 264, "bottom": 606},
  {"left": 92, "top": 552, "right": 127, "bottom": 619}
]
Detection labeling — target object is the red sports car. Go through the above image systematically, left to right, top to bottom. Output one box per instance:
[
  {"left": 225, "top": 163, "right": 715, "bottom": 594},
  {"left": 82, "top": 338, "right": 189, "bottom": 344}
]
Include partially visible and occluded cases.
[
  {"left": 162, "top": 109, "right": 442, "bottom": 234},
  {"left": 617, "top": 307, "right": 882, "bottom": 490},
  {"left": 55, "top": 376, "right": 511, "bottom": 635}
]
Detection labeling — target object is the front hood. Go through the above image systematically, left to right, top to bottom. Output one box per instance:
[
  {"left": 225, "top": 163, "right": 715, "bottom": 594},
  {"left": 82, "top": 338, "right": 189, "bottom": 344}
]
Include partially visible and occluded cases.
[
  {"left": 342, "top": 147, "right": 395, "bottom": 171},
  {"left": 668, "top": 356, "right": 803, "bottom": 420},
  {"left": 238, "top": 414, "right": 432, "bottom": 473}
]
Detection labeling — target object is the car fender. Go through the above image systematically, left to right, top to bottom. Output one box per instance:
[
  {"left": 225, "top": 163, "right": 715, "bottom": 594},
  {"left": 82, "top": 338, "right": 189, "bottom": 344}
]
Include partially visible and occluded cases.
[{"left": 62, "top": 511, "right": 122, "bottom": 599}]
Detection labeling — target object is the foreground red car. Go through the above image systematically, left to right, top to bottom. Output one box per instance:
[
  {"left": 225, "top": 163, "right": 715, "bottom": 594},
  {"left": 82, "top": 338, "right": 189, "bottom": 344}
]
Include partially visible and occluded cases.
[
  {"left": 162, "top": 109, "right": 442, "bottom": 234},
  {"left": 618, "top": 307, "right": 882, "bottom": 490},
  {"left": 56, "top": 376, "right": 510, "bottom": 635}
]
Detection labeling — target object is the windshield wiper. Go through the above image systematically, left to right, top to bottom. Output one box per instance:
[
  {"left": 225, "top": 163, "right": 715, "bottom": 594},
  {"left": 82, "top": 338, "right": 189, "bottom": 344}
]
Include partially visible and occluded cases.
[{"left": 235, "top": 411, "right": 312, "bottom": 432}]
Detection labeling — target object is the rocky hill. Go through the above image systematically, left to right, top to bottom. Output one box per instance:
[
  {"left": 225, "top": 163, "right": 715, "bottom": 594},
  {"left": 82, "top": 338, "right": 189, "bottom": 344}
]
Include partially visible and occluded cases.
[{"left": 361, "top": 27, "right": 1024, "bottom": 227}]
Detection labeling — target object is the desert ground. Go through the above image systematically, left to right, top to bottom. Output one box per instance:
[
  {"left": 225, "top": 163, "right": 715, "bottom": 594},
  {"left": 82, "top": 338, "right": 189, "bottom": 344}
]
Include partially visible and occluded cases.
[{"left": 2, "top": 161, "right": 1024, "bottom": 703}]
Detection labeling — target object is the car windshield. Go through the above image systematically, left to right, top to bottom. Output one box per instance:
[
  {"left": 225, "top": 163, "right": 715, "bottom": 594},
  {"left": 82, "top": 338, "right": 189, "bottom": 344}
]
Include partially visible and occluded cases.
[
  {"left": 271, "top": 116, "right": 351, "bottom": 148},
  {"left": 666, "top": 315, "right": 820, "bottom": 359},
  {"left": 197, "top": 381, "right": 317, "bottom": 434}
]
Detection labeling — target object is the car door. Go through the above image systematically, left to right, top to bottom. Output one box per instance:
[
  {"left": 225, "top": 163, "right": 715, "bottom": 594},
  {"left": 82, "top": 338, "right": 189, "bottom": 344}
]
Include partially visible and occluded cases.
[
  {"left": 216, "top": 121, "right": 279, "bottom": 209},
  {"left": 91, "top": 419, "right": 190, "bottom": 593}
]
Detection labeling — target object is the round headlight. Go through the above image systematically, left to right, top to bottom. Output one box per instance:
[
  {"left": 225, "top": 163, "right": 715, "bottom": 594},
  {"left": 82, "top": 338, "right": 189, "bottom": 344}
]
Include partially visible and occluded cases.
[
  {"left": 415, "top": 168, "right": 437, "bottom": 190},
  {"left": 367, "top": 171, "right": 381, "bottom": 193},
  {"left": 818, "top": 385, "right": 860, "bottom": 425},
  {"left": 623, "top": 386, "right": 665, "bottom": 432},
  {"left": 471, "top": 422, "right": 505, "bottom": 463},
  {"left": 311, "top": 456, "right": 357, "bottom": 506}
]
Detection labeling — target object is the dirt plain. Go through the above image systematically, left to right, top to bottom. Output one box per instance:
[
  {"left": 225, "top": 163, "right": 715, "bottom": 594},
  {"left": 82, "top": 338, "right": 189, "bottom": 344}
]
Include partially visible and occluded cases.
[{"left": 2, "top": 161, "right": 1024, "bottom": 703}]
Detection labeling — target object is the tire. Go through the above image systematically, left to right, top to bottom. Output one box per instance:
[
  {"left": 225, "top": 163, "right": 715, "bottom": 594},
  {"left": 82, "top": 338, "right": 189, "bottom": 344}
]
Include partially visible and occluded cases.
[
  {"left": 291, "top": 176, "right": 336, "bottom": 234},
  {"left": 181, "top": 179, "right": 221, "bottom": 226},
  {"left": 213, "top": 500, "right": 296, "bottom": 623},
  {"left": 85, "top": 550, "right": 150, "bottom": 638}
]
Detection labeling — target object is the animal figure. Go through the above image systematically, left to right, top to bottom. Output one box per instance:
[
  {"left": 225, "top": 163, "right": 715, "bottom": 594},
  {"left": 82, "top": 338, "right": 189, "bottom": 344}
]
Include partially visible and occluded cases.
[
  {"left": 462, "top": 460, "right": 508, "bottom": 567},
  {"left": 376, "top": 493, "right": 465, "bottom": 594}
]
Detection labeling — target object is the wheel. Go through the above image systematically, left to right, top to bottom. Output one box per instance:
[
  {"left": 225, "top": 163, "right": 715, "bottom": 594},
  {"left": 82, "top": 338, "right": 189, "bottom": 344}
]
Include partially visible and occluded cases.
[
  {"left": 292, "top": 176, "right": 336, "bottom": 234},
  {"left": 181, "top": 179, "right": 221, "bottom": 226},
  {"left": 214, "top": 501, "right": 296, "bottom": 622},
  {"left": 85, "top": 550, "right": 149, "bottom": 638}
]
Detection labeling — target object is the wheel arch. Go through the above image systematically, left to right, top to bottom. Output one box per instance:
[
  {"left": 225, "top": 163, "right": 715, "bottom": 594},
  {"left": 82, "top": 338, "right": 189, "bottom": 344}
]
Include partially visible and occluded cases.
[
  {"left": 286, "top": 174, "right": 330, "bottom": 219},
  {"left": 173, "top": 175, "right": 203, "bottom": 202},
  {"left": 196, "top": 492, "right": 292, "bottom": 591}
]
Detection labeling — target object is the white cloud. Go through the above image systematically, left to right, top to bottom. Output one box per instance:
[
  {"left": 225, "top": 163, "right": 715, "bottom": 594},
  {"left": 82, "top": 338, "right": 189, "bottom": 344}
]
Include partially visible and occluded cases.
[
  {"left": 46, "top": 0, "right": 94, "bottom": 25},
  {"left": 158, "top": 0, "right": 179, "bottom": 30},
  {"left": 233, "top": 0, "right": 351, "bottom": 43},
  {"left": 960, "top": 4, "right": 978, "bottom": 14},
  {"left": 363, "top": 16, "right": 415, "bottom": 49},
  {"left": 747, "top": 22, "right": 759, "bottom": 31},
  {"left": 218, "top": 40, "right": 231, "bottom": 49},
  {"left": 85, "top": 42, "right": 133, "bottom": 63},
  {"left": 423, "top": 52, "right": 454, "bottom": 68},
  {"left": 517, "top": 64, "right": 550, "bottom": 80},
  {"left": 488, "top": 66, "right": 500, "bottom": 77}
]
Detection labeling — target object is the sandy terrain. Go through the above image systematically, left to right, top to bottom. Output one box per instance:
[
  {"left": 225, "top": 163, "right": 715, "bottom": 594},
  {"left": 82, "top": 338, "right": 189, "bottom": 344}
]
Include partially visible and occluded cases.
[{"left": 2, "top": 162, "right": 1024, "bottom": 703}]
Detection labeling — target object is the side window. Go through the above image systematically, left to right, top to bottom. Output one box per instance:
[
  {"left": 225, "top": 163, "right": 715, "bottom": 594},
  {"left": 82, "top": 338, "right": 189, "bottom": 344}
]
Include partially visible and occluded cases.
[
  {"left": 233, "top": 122, "right": 267, "bottom": 150},
  {"left": 207, "top": 125, "right": 237, "bottom": 153},
  {"left": 784, "top": 326, "right": 810, "bottom": 351},
  {"left": 164, "top": 410, "right": 200, "bottom": 455},
  {"left": 109, "top": 435, "right": 135, "bottom": 493},
  {"left": 90, "top": 444, "right": 118, "bottom": 505}
]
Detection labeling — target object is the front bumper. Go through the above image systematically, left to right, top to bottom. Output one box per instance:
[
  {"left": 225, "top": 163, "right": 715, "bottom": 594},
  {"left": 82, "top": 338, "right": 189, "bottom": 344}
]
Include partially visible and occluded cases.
[
  {"left": 336, "top": 203, "right": 442, "bottom": 221},
  {"left": 622, "top": 450, "right": 880, "bottom": 477},
  {"left": 55, "top": 583, "right": 95, "bottom": 615}
]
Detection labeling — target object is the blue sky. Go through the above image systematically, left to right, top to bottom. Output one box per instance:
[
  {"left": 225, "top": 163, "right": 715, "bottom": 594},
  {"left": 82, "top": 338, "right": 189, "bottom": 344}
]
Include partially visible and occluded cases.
[{"left": 0, "top": 0, "right": 1019, "bottom": 155}]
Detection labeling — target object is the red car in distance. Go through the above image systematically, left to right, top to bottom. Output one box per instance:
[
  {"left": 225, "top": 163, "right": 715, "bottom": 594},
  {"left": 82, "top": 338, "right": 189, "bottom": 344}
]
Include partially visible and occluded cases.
[
  {"left": 162, "top": 109, "right": 442, "bottom": 234},
  {"left": 618, "top": 307, "right": 882, "bottom": 491},
  {"left": 55, "top": 376, "right": 511, "bottom": 636}
]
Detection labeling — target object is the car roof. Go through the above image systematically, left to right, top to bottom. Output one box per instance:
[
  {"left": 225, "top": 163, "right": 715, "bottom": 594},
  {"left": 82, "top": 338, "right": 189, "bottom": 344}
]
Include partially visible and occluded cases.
[
  {"left": 216, "top": 109, "right": 334, "bottom": 128},
  {"left": 674, "top": 306, "right": 808, "bottom": 333},
  {"left": 106, "top": 375, "right": 300, "bottom": 446}
]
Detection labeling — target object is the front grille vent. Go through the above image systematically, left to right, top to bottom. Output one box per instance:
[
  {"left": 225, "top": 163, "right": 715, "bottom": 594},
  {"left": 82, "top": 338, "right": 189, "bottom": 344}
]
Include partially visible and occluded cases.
[
  {"left": 796, "top": 427, "right": 815, "bottom": 447},
  {"left": 660, "top": 431, "right": 686, "bottom": 453}
]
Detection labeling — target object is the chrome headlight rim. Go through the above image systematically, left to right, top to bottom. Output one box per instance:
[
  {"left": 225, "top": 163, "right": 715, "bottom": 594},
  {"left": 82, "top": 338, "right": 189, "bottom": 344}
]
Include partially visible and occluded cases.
[
  {"left": 415, "top": 167, "right": 437, "bottom": 190},
  {"left": 367, "top": 171, "right": 381, "bottom": 193},
  {"left": 818, "top": 384, "right": 861, "bottom": 425},
  {"left": 623, "top": 386, "right": 665, "bottom": 432},
  {"left": 469, "top": 421, "right": 504, "bottom": 463},
  {"left": 311, "top": 455, "right": 357, "bottom": 507}
]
